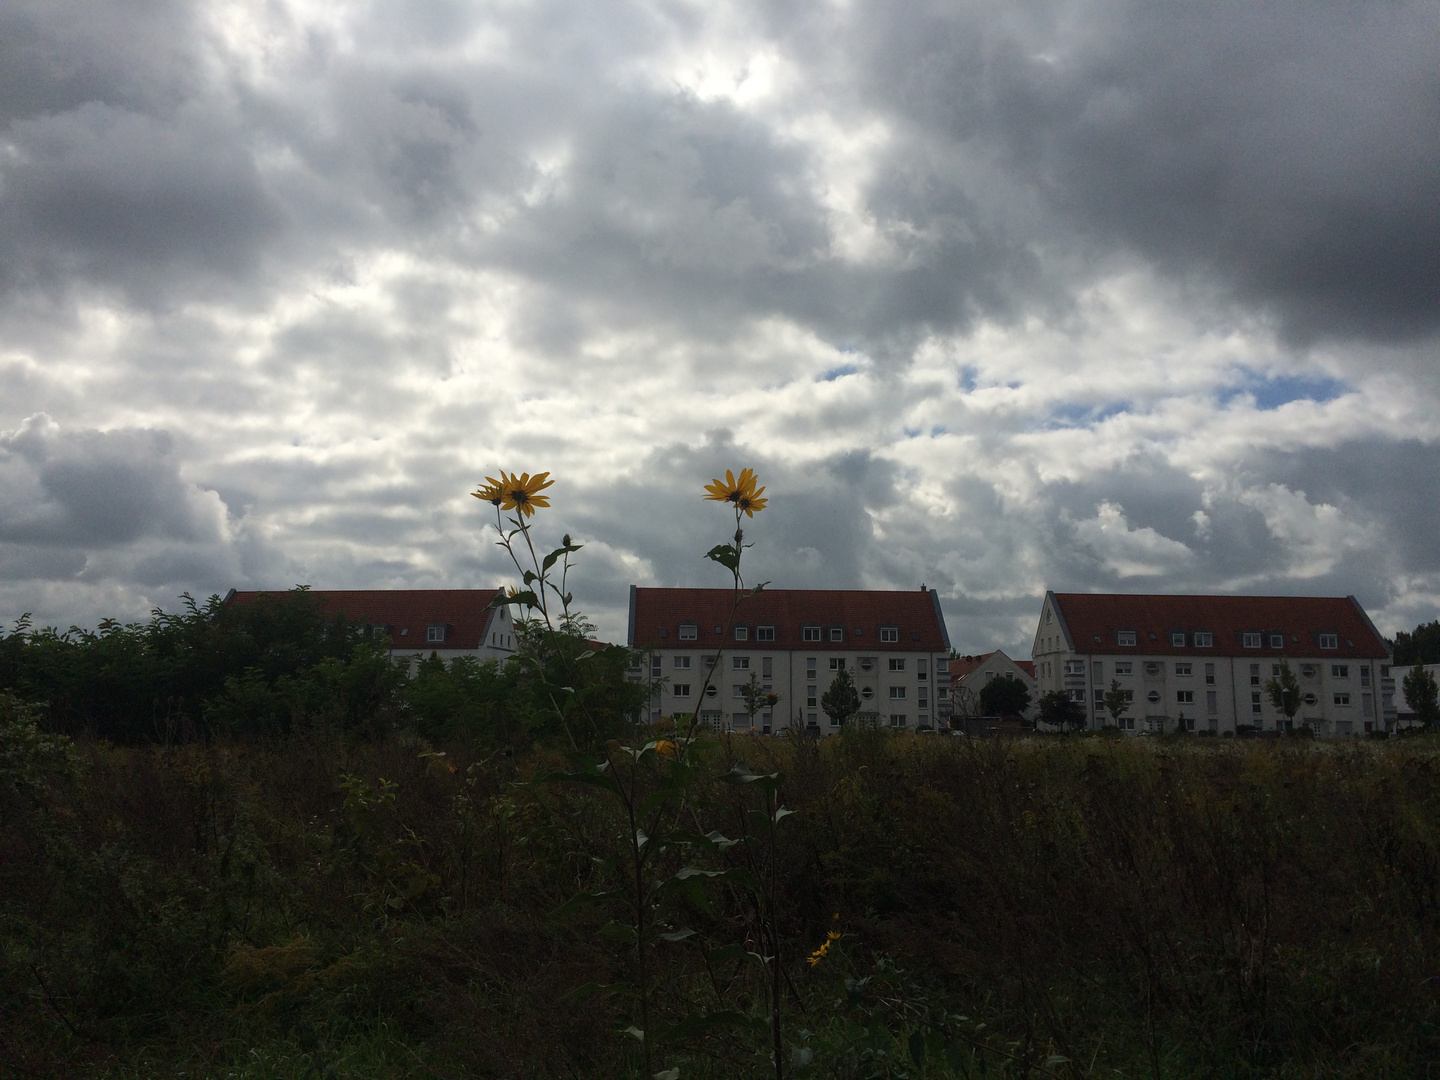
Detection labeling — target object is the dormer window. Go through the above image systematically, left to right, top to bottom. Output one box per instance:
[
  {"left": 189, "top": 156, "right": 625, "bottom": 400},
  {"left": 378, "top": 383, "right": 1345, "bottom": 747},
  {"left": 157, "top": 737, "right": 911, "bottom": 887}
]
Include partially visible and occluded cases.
[
  {"left": 679, "top": 623, "right": 698, "bottom": 641},
  {"left": 426, "top": 624, "right": 447, "bottom": 643},
  {"left": 734, "top": 625, "right": 749, "bottom": 641},
  {"left": 756, "top": 625, "right": 776, "bottom": 642},
  {"left": 829, "top": 626, "right": 844, "bottom": 642},
  {"left": 879, "top": 626, "right": 899, "bottom": 643},
  {"left": 1117, "top": 630, "right": 1136, "bottom": 647},
  {"left": 1170, "top": 632, "right": 1185, "bottom": 647},
  {"left": 1194, "top": 632, "right": 1213, "bottom": 648},
  {"left": 1243, "top": 632, "right": 1261, "bottom": 648},
  {"left": 1269, "top": 633, "right": 1284, "bottom": 648},
  {"left": 1318, "top": 633, "right": 1338, "bottom": 649}
]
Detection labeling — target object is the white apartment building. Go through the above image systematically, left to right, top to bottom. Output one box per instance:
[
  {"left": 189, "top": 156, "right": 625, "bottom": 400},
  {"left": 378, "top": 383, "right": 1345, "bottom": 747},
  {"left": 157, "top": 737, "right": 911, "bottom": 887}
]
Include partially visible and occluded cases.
[
  {"left": 627, "top": 586, "right": 952, "bottom": 733},
  {"left": 224, "top": 588, "right": 518, "bottom": 674},
  {"left": 1032, "top": 592, "right": 1393, "bottom": 735}
]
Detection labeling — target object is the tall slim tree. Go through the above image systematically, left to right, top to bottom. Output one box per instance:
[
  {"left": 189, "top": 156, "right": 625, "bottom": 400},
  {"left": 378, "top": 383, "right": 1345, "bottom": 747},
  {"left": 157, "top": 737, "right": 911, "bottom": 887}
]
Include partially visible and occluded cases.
[
  {"left": 1264, "top": 660, "right": 1303, "bottom": 731},
  {"left": 1404, "top": 664, "right": 1440, "bottom": 729},
  {"left": 820, "top": 666, "right": 860, "bottom": 727},
  {"left": 1103, "top": 679, "right": 1132, "bottom": 729}
]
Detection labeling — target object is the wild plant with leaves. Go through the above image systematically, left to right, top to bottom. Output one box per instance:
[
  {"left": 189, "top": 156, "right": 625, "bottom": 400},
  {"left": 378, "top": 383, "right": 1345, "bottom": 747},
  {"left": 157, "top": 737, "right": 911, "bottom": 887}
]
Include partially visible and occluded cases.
[{"left": 473, "top": 466, "right": 798, "bottom": 1078}]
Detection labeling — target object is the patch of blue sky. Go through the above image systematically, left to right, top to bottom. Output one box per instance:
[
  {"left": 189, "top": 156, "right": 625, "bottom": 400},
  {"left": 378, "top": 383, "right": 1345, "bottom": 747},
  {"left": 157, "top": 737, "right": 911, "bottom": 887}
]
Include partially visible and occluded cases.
[
  {"left": 817, "top": 363, "right": 860, "bottom": 382},
  {"left": 957, "top": 365, "right": 979, "bottom": 392},
  {"left": 1222, "top": 371, "right": 1350, "bottom": 410},
  {"left": 1034, "top": 401, "right": 1132, "bottom": 431},
  {"left": 931, "top": 425, "right": 947, "bottom": 437},
  {"left": 903, "top": 426, "right": 922, "bottom": 439}
]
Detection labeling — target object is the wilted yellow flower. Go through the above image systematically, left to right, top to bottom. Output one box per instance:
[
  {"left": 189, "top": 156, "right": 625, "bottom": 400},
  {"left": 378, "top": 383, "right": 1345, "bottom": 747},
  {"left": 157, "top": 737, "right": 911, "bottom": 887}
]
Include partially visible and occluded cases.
[
  {"left": 704, "top": 468, "right": 767, "bottom": 516},
  {"left": 496, "top": 471, "right": 553, "bottom": 517},
  {"left": 472, "top": 475, "right": 506, "bottom": 505},
  {"left": 654, "top": 739, "right": 677, "bottom": 757},
  {"left": 806, "top": 929, "right": 842, "bottom": 967}
]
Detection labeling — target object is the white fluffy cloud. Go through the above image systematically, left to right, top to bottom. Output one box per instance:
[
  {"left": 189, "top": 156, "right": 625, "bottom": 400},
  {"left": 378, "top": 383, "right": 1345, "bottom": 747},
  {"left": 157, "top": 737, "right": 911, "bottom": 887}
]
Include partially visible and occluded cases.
[{"left": 1, "top": 0, "right": 1437, "bottom": 654}]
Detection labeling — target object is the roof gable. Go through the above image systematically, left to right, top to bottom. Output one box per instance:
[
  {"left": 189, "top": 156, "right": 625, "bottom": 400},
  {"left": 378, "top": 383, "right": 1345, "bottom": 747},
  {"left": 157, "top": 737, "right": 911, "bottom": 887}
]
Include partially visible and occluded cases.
[
  {"left": 226, "top": 589, "right": 509, "bottom": 651},
  {"left": 1048, "top": 593, "right": 1388, "bottom": 659}
]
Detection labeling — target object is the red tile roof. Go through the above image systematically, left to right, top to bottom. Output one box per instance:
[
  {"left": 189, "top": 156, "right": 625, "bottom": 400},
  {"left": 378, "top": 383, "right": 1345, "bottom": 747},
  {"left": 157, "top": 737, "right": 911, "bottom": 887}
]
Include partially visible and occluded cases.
[
  {"left": 629, "top": 587, "right": 950, "bottom": 652},
  {"left": 225, "top": 589, "right": 508, "bottom": 651},
  {"left": 1049, "top": 593, "right": 1389, "bottom": 659},
  {"left": 948, "top": 652, "right": 1036, "bottom": 680}
]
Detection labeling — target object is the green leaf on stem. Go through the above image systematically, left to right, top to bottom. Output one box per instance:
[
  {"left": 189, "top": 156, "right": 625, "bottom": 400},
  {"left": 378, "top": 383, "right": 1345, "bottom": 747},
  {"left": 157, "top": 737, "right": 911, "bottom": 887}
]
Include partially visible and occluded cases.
[
  {"left": 704, "top": 544, "right": 741, "bottom": 571},
  {"left": 659, "top": 927, "right": 696, "bottom": 942}
]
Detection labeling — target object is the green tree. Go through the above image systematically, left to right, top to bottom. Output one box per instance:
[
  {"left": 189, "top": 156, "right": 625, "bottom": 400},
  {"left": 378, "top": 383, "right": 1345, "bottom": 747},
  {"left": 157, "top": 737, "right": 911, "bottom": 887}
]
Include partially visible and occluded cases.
[
  {"left": 1394, "top": 620, "right": 1440, "bottom": 665},
  {"left": 1264, "top": 660, "right": 1303, "bottom": 730},
  {"left": 1404, "top": 664, "right": 1440, "bottom": 729},
  {"left": 821, "top": 666, "right": 860, "bottom": 727},
  {"left": 739, "top": 671, "right": 779, "bottom": 730},
  {"left": 978, "top": 675, "right": 1030, "bottom": 717},
  {"left": 1103, "top": 679, "right": 1132, "bottom": 728},
  {"left": 1037, "top": 690, "right": 1086, "bottom": 731}
]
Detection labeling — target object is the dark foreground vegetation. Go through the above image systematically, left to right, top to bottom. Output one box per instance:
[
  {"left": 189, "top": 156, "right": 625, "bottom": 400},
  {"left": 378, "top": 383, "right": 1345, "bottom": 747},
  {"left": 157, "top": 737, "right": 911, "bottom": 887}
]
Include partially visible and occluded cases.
[{"left": 5, "top": 595, "right": 1440, "bottom": 1078}]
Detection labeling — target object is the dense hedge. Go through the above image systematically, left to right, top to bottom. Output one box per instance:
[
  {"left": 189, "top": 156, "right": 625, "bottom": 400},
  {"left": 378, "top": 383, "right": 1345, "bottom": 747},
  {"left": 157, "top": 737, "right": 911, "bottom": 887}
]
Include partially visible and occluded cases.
[{"left": 4, "top": 705, "right": 1439, "bottom": 1078}]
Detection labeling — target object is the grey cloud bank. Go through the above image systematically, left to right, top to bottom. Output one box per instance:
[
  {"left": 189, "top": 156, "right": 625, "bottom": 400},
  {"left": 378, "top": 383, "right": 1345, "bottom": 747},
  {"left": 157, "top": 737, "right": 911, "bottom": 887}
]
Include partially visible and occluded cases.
[{"left": 1, "top": 0, "right": 1436, "bottom": 657}]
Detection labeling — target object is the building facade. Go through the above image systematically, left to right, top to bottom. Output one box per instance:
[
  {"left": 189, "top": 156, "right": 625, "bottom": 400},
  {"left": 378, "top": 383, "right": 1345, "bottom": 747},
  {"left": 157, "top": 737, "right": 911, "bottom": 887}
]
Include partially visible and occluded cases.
[
  {"left": 627, "top": 586, "right": 952, "bottom": 733},
  {"left": 224, "top": 588, "right": 518, "bottom": 673},
  {"left": 1031, "top": 592, "right": 1393, "bottom": 735},
  {"left": 948, "top": 650, "right": 1038, "bottom": 720}
]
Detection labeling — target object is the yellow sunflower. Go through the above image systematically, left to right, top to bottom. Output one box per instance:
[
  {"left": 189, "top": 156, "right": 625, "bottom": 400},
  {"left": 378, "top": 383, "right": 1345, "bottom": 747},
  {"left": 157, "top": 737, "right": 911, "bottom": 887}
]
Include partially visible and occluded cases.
[
  {"left": 703, "top": 468, "right": 766, "bottom": 514},
  {"left": 498, "top": 471, "right": 553, "bottom": 517}
]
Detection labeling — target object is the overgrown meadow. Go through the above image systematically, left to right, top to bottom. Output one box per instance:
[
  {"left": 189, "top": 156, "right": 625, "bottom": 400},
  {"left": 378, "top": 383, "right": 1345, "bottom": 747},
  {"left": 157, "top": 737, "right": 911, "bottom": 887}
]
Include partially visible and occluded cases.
[{"left": 3, "top": 472, "right": 1439, "bottom": 1079}]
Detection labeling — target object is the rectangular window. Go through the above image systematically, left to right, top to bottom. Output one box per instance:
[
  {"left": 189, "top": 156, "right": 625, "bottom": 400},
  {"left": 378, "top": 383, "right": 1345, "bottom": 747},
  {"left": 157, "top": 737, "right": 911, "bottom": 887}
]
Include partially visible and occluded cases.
[
  {"left": 679, "top": 623, "right": 698, "bottom": 641},
  {"left": 426, "top": 624, "right": 446, "bottom": 643},
  {"left": 734, "top": 625, "right": 749, "bottom": 641},
  {"left": 756, "top": 625, "right": 776, "bottom": 642},
  {"left": 802, "top": 626, "right": 821, "bottom": 642},
  {"left": 829, "top": 626, "right": 845, "bottom": 642},
  {"left": 880, "top": 627, "right": 899, "bottom": 643},
  {"left": 1118, "top": 630, "right": 1137, "bottom": 646},
  {"left": 1194, "top": 631, "right": 1214, "bottom": 648},
  {"left": 1171, "top": 632, "right": 1186, "bottom": 647},
  {"left": 1243, "top": 632, "right": 1262, "bottom": 648},
  {"left": 1270, "top": 633, "right": 1284, "bottom": 648},
  {"left": 1319, "top": 633, "right": 1338, "bottom": 649},
  {"left": 673, "top": 655, "right": 691, "bottom": 669},
  {"left": 651, "top": 656, "right": 663, "bottom": 678},
  {"left": 732, "top": 656, "right": 750, "bottom": 670},
  {"left": 762, "top": 656, "right": 773, "bottom": 678},
  {"left": 806, "top": 657, "right": 817, "bottom": 673},
  {"left": 830, "top": 657, "right": 846, "bottom": 671},
  {"left": 889, "top": 658, "right": 907, "bottom": 672},
  {"left": 917, "top": 660, "right": 927, "bottom": 680},
  {"left": 1065, "top": 660, "right": 1085, "bottom": 676},
  {"left": 1093, "top": 660, "right": 1103, "bottom": 680},
  {"left": 1115, "top": 662, "right": 1133, "bottom": 676},
  {"left": 1204, "top": 662, "right": 1215, "bottom": 685},
  {"left": 1175, "top": 663, "right": 1192, "bottom": 677},
  {"left": 1250, "top": 663, "right": 1261, "bottom": 686},
  {"left": 1272, "top": 664, "right": 1282, "bottom": 677},
  {"left": 1331, "top": 664, "right": 1349, "bottom": 678},
  {"left": 1360, "top": 666, "right": 1371, "bottom": 687},
  {"left": 674, "top": 684, "right": 692, "bottom": 698},
  {"left": 733, "top": 684, "right": 746, "bottom": 698},
  {"left": 806, "top": 685, "right": 817, "bottom": 707},
  {"left": 889, "top": 686, "right": 906, "bottom": 699},
  {"left": 1069, "top": 689, "right": 1086, "bottom": 703},
  {"left": 1093, "top": 689, "right": 1105, "bottom": 703},
  {"left": 1177, "top": 690, "right": 1195, "bottom": 704},
  {"left": 1206, "top": 690, "right": 1218, "bottom": 713},
  {"left": 1251, "top": 692, "right": 1263, "bottom": 713},
  {"left": 1334, "top": 692, "right": 1351, "bottom": 706},
  {"left": 918, "top": 693, "right": 929, "bottom": 708},
  {"left": 1362, "top": 693, "right": 1373, "bottom": 716},
  {"left": 732, "top": 712, "right": 748, "bottom": 726},
  {"left": 889, "top": 714, "right": 906, "bottom": 727}
]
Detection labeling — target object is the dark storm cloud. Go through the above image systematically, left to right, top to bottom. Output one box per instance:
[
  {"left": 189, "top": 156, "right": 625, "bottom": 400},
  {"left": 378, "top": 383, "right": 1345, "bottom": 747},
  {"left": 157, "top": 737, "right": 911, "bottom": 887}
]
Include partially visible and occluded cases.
[
  {"left": 852, "top": 0, "right": 1440, "bottom": 343},
  {"left": 0, "top": 415, "right": 225, "bottom": 548}
]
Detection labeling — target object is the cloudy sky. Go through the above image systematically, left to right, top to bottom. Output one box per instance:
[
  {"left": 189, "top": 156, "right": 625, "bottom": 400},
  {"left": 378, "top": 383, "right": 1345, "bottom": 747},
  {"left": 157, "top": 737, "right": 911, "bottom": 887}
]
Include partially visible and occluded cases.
[{"left": 2, "top": 0, "right": 1438, "bottom": 656}]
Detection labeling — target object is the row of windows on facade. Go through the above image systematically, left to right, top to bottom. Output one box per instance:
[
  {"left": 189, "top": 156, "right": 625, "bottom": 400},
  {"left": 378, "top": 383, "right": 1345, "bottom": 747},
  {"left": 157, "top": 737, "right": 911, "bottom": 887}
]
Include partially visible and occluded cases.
[
  {"left": 661, "top": 623, "right": 913, "bottom": 643},
  {"left": 1050, "top": 629, "right": 1346, "bottom": 650},
  {"left": 652, "top": 654, "right": 927, "bottom": 676},
  {"left": 1050, "top": 659, "right": 1372, "bottom": 682},
  {"left": 665, "top": 685, "right": 927, "bottom": 711},
  {"left": 1074, "top": 686, "right": 1370, "bottom": 711},
  {"left": 654, "top": 711, "right": 923, "bottom": 730}
]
